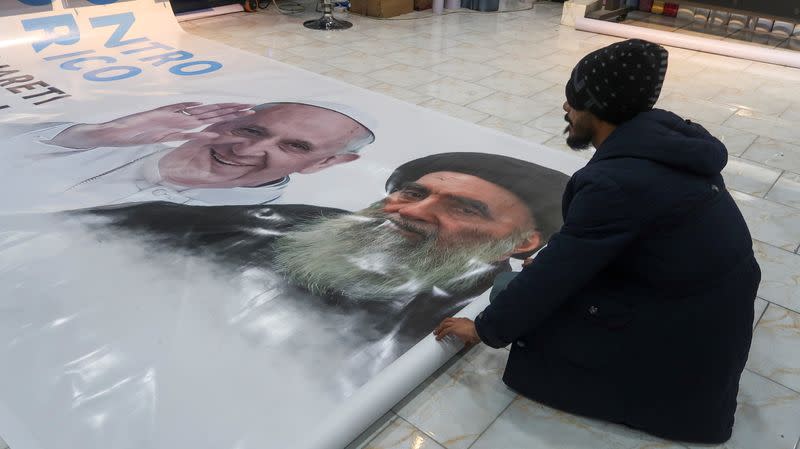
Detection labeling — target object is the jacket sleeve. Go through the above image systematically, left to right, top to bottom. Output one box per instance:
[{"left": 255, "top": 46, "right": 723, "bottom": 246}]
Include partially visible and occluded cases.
[{"left": 475, "top": 171, "right": 640, "bottom": 348}]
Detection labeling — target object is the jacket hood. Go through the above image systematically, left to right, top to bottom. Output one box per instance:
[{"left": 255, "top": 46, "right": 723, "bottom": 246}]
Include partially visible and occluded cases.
[{"left": 591, "top": 109, "right": 728, "bottom": 176}]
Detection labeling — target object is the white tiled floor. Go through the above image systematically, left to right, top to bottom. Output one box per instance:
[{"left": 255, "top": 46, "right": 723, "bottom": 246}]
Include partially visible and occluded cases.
[
  {"left": 96, "top": 2, "right": 800, "bottom": 449},
  {"left": 743, "top": 137, "right": 800, "bottom": 174},
  {"left": 721, "top": 157, "right": 782, "bottom": 197},
  {"left": 768, "top": 172, "right": 800, "bottom": 210},
  {"left": 747, "top": 304, "right": 800, "bottom": 393},
  {"left": 394, "top": 345, "right": 516, "bottom": 449}
]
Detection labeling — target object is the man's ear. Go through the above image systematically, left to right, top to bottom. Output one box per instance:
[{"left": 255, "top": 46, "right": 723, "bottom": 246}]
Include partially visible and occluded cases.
[
  {"left": 298, "top": 153, "right": 359, "bottom": 174},
  {"left": 511, "top": 231, "right": 542, "bottom": 256}
]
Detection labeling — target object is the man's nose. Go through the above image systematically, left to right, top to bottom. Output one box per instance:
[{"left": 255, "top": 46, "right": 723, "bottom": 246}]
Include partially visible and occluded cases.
[
  {"left": 563, "top": 101, "right": 570, "bottom": 113},
  {"left": 230, "top": 138, "right": 275, "bottom": 157},
  {"left": 389, "top": 198, "right": 437, "bottom": 224}
]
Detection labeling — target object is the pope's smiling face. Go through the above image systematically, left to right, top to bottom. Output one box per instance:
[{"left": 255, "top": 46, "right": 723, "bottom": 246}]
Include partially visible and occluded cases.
[{"left": 157, "top": 104, "right": 368, "bottom": 188}]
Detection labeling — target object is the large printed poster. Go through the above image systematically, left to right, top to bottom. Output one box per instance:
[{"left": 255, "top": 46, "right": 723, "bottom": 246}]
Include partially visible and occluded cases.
[{"left": 0, "top": 2, "right": 583, "bottom": 448}]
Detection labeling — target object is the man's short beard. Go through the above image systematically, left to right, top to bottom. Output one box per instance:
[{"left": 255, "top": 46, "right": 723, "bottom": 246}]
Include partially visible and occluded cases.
[
  {"left": 564, "top": 114, "right": 593, "bottom": 151},
  {"left": 566, "top": 134, "right": 592, "bottom": 150},
  {"left": 271, "top": 203, "right": 529, "bottom": 301}
]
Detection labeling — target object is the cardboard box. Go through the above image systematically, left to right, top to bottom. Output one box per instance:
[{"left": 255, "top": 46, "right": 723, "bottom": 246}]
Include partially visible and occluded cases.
[
  {"left": 349, "top": 0, "right": 413, "bottom": 17},
  {"left": 414, "top": 0, "right": 432, "bottom": 11}
]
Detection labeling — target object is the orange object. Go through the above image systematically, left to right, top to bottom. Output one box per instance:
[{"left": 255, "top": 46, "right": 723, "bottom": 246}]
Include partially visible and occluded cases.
[
  {"left": 243, "top": 0, "right": 258, "bottom": 12},
  {"left": 651, "top": 0, "right": 664, "bottom": 14}
]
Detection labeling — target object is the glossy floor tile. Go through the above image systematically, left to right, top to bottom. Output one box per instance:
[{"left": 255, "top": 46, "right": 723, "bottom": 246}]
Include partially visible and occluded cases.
[
  {"left": 252, "top": 30, "right": 316, "bottom": 49},
  {"left": 346, "top": 39, "right": 410, "bottom": 55},
  {"left": 285, "top": 41, "right": 354, "bottom": 59},
  {"left": 442, "top": 42, "right": 508, "bottom": 63},
  {"left": 384, "top": 48, "right": 453, "bottom": 68},
  {"left": 325, "top": 52, "right": 397, "bottom": 73},
  {"left": 684, "top": 52, "right": 756, "bottom": 72},
  {"left": 485, "top": 54, "right": 556, "bottom": 76},
  {"left": 429, "top": 58, "right": 503, "bottom": 82},
  {"left": 746, "top": 62, "right": 800, "bottom": 83},
  {"left": 531, "top": 63, "right": 573, "bottom": 86},
  {"left": 368, "top": 64, "right": 444, "bottom": 88},
  {"left": 320, "top": 66, "right": 382, "bottom": 88},
  {"left": 476, "top": 70, "right": 554, "bottom": 97},
  {"left": 662, "top": 74, "right": 727, "bottom": 101},
  {"left": 414, "top": 77, "right": 495, "bottom": 105},
  {"left": 368, "top": 82, "right": 435, "bottom": 105},
  {"left": 529, "top": 83, "right": 569, "bottom": 106},
  {"left": 713, "top": 88, "right": 793, "bottom": 118},
  {"left": 468, "top": 91, "right": 554, "bottom": 123},
  {"left": 656, "top": 93, "right": 738, "bottom": 125},
  {"left": 419, "top": 98, "right": 490, "bottom": 123},
  {"left": 781, "top": 103, "right": 800, "bottom": 123},
  {"left": 528, "top": 106, "right": 569, "bottom": 136},
  {"left": 724, "top": 113, "right": 799, "bottom": 147},
  {"left": 478, "top": 115, "right": 554, "bottom": 144},
  {"left": 701, "top": 124, "right": 758, "bottom": 157},
  {"left": 742, "top": 137, "right": 800, "bottom": 175},
  {"left": 722, "top": 157, "right": 782, "bottom": 198},
  {"left": 767, "top": 172, "right": 800, "bottom": 211},
  {"left": 731, "top": 191, "right": 800, "bottom": 252},
  {"left": 753, "top": 241, "right": 800, "bottom": 314},
  {"left": 754, "top": 297, "right": 770, "bottom": 329},
  {"left": 747, "top": 304, "right": 800, "bottom": 393},
  {"left": 394, "top": 345, "right": 516, "bottom": 449},
  {"left": 686, "top": 371, "right": 800, "bottom": 449},
  {"left": 471, "top": 396, "right": 689, "bottom": 449},
  {"left": 346, "top": 413, "right": 398, "bottom": 449},
  {"left": 351, "top": 415, "right": 447, "bottom": 449}
]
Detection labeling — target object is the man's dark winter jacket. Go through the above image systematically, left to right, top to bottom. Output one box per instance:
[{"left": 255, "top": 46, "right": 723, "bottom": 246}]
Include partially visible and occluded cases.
[{"left": 475, "top": 109, "right": 761, "bottom": 444}]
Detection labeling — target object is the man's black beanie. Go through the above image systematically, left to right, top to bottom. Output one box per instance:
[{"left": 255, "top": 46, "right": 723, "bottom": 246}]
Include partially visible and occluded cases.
[{"left": 565, "top": 39, "right": 669, "bottom": 124}]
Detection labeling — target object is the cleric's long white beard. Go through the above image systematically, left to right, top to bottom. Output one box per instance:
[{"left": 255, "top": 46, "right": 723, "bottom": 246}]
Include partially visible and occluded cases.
[{"left": 272, "top": 206, "right": 525, "bottom": 301}]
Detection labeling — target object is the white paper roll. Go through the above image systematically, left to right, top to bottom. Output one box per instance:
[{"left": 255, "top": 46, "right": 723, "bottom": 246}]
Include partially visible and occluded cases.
[
  {"left": 174, "top": 4, "right": 244, "bottom": 22},
  {"left": 297, "top": 296, "right": 490, "bottom": 449}
]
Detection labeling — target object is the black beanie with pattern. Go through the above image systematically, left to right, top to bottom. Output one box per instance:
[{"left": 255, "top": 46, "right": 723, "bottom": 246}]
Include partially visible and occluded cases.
[{"left": 565, "top": 39, "right": 669, "bottom": 124}]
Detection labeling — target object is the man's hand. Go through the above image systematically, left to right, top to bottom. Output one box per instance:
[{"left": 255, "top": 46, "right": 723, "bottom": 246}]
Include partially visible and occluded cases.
[
  {"left": 48, "top": 102, "right": 255, "bottom": 149},
  {"left": 434, "top": 317, "right": 481, "bottom": 346}
]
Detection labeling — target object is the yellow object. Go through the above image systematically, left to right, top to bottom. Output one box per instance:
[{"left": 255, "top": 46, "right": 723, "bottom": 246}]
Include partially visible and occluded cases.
[{"left": 651, "top": 0, "right": 664, "bottom": 14}]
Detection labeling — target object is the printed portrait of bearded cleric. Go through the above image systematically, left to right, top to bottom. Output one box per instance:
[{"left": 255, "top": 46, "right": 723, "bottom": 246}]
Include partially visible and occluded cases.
[{"left": 75, "top": 152, "right": 568, "bottom": 384}]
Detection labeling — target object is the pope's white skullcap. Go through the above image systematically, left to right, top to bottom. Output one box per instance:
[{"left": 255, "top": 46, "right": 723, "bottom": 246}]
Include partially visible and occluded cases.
[{"left": 254, "top": 100, "right": 378, "bottom": 138}]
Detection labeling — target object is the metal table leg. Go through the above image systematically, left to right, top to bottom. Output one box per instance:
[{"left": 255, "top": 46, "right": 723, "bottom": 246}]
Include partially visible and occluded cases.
[{"left": 303, "top": 0, "right": 353, "bottom": 30}]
